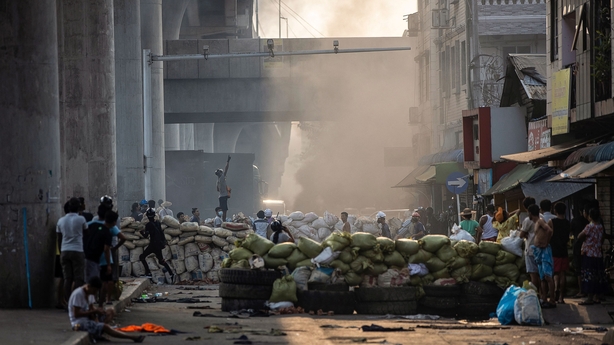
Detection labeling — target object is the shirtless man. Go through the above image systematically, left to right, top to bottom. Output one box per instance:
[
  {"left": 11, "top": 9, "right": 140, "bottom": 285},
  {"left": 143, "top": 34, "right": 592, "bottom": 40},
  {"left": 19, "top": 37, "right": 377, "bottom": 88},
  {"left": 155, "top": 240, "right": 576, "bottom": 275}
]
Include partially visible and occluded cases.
[
  {"left": 528, "top": 204, "right": 556, "bottom": 308},
  {"left": 341, "top": 212, "right": 351, "bottom": 233}
]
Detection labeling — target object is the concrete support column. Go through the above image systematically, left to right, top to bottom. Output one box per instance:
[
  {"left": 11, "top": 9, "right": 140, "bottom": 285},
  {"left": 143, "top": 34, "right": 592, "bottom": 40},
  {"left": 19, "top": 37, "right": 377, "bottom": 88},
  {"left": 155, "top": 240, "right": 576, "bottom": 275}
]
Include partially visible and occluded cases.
[
  {"left": 0, "top": 0, "right": 62, "bottom": 308},
  {"left": 58, "top": 0, "right": 117, "bottom": 211},
  {"left": 114, "top": 0, "right": 144, "bottom": 216},
  {"left": 141, "top": 0, "right": 165, "bottom": 201},
  {"left": 194, "top": 123, "right": 214, "bottom": 152},
  {"left": 213, "top": 123, "right": 244, "bottom": 153},
  {"left": 165, "top": 124, "right": 181, "bottom": 150},
  {"left": 180, "top": 124, "right": 195, "bottom": 150}
]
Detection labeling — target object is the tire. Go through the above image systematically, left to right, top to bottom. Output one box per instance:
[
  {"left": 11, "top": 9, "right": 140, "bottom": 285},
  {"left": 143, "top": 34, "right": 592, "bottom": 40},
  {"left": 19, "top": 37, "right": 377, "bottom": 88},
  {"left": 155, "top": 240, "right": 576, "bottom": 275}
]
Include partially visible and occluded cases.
[
  {"left": 219, "top": 269, "right": 281, "bottom": 285},
  {"left": 461, "top": 281, "right": 504, "bottom": 297},
  {"left": 308, "top": 282, "right": 349, "bottom": 292},
  {"left": 218, "top": 283, "right": 272, "bottom": 300},
  {"left": 422, "top": 284, "right": 462, "bottom": 297},
  {"left": 355, "top": 287, "right": 418, "bottom": 302},
  {"left": 297, "top": 290, "right": 356, "bottom": 315},
  {"left": 461, "top": 293, "right": 501, "bottom": 304},
  {"left": 418, "top": 296, "right": 459, "bottom": 309},
  {"left": 221, "top": 298, "right": 268, "bottom": 312},
  {"left": 356, "top": 301, "right": 418, "bottom": 315},
  {"left": 457, "top": 302, "right": 498, "bottom": 320},
  {"left": 417, "top": 305, "right": 458, "bottom": 318}
]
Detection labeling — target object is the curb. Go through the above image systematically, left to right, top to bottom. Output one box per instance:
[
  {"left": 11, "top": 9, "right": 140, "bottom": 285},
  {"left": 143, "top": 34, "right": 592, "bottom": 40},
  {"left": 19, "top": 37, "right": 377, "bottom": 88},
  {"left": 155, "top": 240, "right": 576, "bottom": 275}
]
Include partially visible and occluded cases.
[{"left": 60, "top": 278, "right": 151, "bottom": 345}]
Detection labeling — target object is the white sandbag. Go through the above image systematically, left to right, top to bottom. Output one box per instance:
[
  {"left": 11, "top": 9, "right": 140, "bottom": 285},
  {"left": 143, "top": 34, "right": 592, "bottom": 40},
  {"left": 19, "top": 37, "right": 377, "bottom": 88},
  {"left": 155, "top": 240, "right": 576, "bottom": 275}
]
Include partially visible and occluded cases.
[
  {"left": 289, "top": 211, "right": 305, "bottom": 221},
  {"left": 324, "top": 211, "right": 339, "bottom": 227},
  {"left": 303, "top": 212, "right": 319, "bottom": 223},
  {"left": 162, "top": 215, "right": 180, "bottom": 228},
  {"left": 120, "top": 217, "right": 135, "bottom": 228},
  {"left": 311, "top": 217, "right": 328, "bottom": 229},
  {"left": 359, "top": 217, "right": 380, "bottom": 235},
  {"left": 389, "top": 217, "right": 403, "bottom": 236},
  {"left": 291, "top": 220, "right": 308, "bottom": 228},
  {"left": 334, "top": 220, "right": 344, "bottom": 231},
  {"left": 128, "top": 222, "right": 145, "bottom": 230},
  {"left": 180, "top": 222, "right": 199, "bottom": 231},
  {"left": 222, "top": 222, "right": 250, "bottom": 231},
  {"left": 161, "top": 224, "right": 168, "bottom": 230},
  {"left": 298, "top": 225, "right": 315, "bottom": 238},
  {"left": 197, "top": 226, "right": 214, "bottom": 236},
  {"left": 120, "top": 227, "right": 135, "bottom": 233},
  {"left": 318, "top": 227, "right": 332, "bottom": 241},
  {"left": 164, "top": 228, "right": 182, "bottom": 236},
  {"left": 214, "top": 228, "right": 233, "bottom": 238},
  {"left": 450, "top": 229, "right": 475, "bottom": 242},
  {"left": 233, "top": 230, "right": 249, "bottom": 239},
  {"left": 180, "top": 231, "right": 197, "bottom": 238},
  {"left": 501, "top": 231, "right": 524, "bottom": 257},
  {"left": 123, "top": 233, "right": 140, "bottom": 241},
  {"left": 164, "top": 234, "right": 172, "bottom": 241},
  {"left": 195, "top": 235, "right": 213, "bottom": 244},
  {"left": 212, "top": 235, "right": 228, "bottom": 248},
  {"left": 178, "top": 236, "right": 195, "bottom": 246},
  {"left": 226, "top": 236, "right": 238, "bottom": 244},
  {"left": 169, "top": 237, "right": 179, "bottom": 245},
  {"left": 133, "top": 239, "right": 150, "bottom": 247},
  {"left": 123, "top": 240, "right": 136, "bottom": 250},
  {"left": 197, "top": 242, "right": 212, "bottom": 252},
  {"left": 184, "top": 243, "right": 200, "bottom": 257},
  {"left": 170, "top": 244, "right": 185, "bottom": 261},
  {"left": 118, "top": 245, "right": 130, "bottom": 264},
  {"left": 162, "top": 246, "right": 172, "bottom": 261},
  {"left": 129, "top": 247, "right": 143, "bottom": 263},
  {"left": 311, "top": 247, "right": 340, "bottom": 266},
  {"left": 198, "top": 253, "right": 214, "bottom": 272},
  {"left": 185, "top": 256, "right": 199, "bottom": 272},
  {"left": 145, "top": 257, "right": 160, "bottom": 271},
  {"left": 173, "top": 259, "right": 186, "bottom": 274},
  {"left": 132, "top": 261, "right": 146, "bottom": 277},
  {"left": 120, "top": 263, "right": 132, "bottom": 277},
  {"left": 292, "top": 266, "right": 312, "bottom": 291},
  {"left": 308, "top": 268, "right": 332, "bottom": 284},
  {"left": 151, "top": 269, "right": 166, "bottom": 285},
  {"left": 191, "top": 269, "right": 205, "bottom": 281},
  {"left": 207, "top": 270, "right": 220, "bottom": 283},
  {"left": 179, "top": 271, "right": 191, "bottom": 282},
  {"left": 514, "top": 289, "right": 544, "bottom": 326}
]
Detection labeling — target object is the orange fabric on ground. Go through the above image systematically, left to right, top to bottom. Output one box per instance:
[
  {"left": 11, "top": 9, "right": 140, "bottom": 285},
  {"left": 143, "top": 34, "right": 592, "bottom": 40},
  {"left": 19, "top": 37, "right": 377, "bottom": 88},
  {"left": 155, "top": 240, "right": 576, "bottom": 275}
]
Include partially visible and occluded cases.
[{"left": 118, "top": 323, "right": 171, "bottom": 333}]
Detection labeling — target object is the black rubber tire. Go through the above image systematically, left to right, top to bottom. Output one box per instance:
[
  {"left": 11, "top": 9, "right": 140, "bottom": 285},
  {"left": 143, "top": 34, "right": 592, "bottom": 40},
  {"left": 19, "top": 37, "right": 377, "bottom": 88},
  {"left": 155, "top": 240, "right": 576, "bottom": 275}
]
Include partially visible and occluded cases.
[
  {"left": 219, "top": 269, "right": 281, "bottom": 285},
  {"left": 461, "top": 281, "right": 504, "bottom": 297},
  {"left": 308, "top": 282, "right": 349, "bottom": 292},
  {"left": 218, "top": 283, "right": 272, "bottom": 300},
  {"left": 422, "top": 284, "right": 462, "bottom": 297},
  {"left": 354, "top": 287, "right": 418, "bottom": 302},
  {"left": 296, "top": 290, "right": 356, "bottom": 315},
  {"left": 460, "top": 294, "right": 501, "bottom": 304},
  {"left": 418, "top": 296, "right": 459, "bottom": 309},
  {"left": 221, "top": 298, "right": 268, "bottom": 312},
  {"left": 356, "top": 301, "right": 418, "bottom": 315},
  {"left": 457, "top": 302, "right": 498, "bottom": 320},
  {"left": 416, "top": 305, "right": 458, "bottom": 318}
]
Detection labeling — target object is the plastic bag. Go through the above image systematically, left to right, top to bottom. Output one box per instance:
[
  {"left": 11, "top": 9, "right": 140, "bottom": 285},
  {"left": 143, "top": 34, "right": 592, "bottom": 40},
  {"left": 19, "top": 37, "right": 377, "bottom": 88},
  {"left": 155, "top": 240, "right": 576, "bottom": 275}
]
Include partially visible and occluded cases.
[
  {"left": 451, "top": 223, "right": 461, "bottom": 234},
  {"left": 450, "top": 229, "right": 476, "bottom": 242},
  {"left": 501, "top": 235, "right": 524, "bottom": 257},
  {"left": 311, "top": 247, "right": 340, "bottom": 267},
  {"left": 408, "top": 263, "right": 429, "bottom": 276},
  {"left": 291, "top": 266, "right": 312, "bottom": 291},
  {"left": 308, "top": 267, "right": 333, "bottom": 284},
  {"left": 269, "top": 275, "right": 298, "bottom": 303},
  {"left": 361, "top": 275, "right": 378, "bottom": 287},
  {"left": 496, "top": 285, "right": 526, "bottom": 325},
  {"left": 515, "top": 289, "right": 543, "bottom": 326},
  {"left": 267, "top": 301, "right": 295, "bottom": 310}
]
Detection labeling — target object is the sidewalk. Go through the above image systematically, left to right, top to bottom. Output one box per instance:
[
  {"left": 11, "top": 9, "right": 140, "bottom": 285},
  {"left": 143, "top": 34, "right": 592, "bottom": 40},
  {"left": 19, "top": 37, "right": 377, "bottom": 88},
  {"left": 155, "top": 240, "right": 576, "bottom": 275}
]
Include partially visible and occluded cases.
[{"left": 0, "top": 278, "right": 150, "bottom": 345}]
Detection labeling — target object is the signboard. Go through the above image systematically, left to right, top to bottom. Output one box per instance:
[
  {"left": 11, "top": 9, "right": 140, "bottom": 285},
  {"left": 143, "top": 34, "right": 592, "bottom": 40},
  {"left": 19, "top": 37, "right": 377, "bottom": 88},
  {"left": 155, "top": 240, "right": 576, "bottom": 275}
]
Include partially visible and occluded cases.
[
  {"left": 263, "top": 39, "right": 284, "bottom": 69},
  {"left": 552, "top": 68, "right": 571, "bottom": 135},
  {"left": 527, "top": 119, "right": 551, "bottom": 151},
  {"left": 446, "top": 172, "right": 469, "bottom": 194}
]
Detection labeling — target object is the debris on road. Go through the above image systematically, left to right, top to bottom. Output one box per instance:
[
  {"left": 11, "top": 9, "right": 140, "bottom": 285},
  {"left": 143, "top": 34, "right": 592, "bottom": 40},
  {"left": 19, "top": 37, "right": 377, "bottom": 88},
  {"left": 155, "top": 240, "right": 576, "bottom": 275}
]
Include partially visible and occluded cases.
[{"left": 361, "top": 324, "right": 414, "bottom": 332}]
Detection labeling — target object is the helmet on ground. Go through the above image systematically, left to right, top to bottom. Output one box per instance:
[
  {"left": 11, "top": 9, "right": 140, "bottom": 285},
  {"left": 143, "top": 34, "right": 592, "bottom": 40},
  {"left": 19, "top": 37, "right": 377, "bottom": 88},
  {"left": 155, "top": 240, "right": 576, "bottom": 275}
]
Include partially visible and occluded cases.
[
  {"left": 145, "top": 208, "right": 156, "bottom": 218},
  {"left": 271, "top": 220, "right": 282, "bottom": 232}
]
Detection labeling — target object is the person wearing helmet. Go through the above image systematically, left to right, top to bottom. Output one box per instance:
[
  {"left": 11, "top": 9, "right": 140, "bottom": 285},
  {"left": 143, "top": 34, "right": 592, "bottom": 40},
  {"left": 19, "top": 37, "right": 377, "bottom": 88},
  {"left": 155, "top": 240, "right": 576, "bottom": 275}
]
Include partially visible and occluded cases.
[
  {"left": 215, "top": 155, "right": 231, "bottom": 222},
  {"left": 139, "top": 208, "right": 174, "bottom": 282},
  {"left": 264, "top": 209, "right": 273, "bottom": 224},
  {"left": 253, "top": 210, "right": 269, "bottom": 238},
  {"left": 376, "top": 211, "right": 391, "bottom": 239},
  {"left": 395, "top": 212, "right": 425, "bottom": 240},
  {"left": 269, "top": 220, "right": 294, "bottom": 244}
]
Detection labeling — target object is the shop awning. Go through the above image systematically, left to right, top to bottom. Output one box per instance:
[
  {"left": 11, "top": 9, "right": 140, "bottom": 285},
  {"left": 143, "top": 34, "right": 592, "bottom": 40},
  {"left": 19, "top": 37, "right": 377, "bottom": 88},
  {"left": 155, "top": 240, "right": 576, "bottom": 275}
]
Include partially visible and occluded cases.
[
  {"left": 500, "top": 137, "right": 598, "bottom": 163},
  {"left": 435, "top": 162, "right": 468, "bottom": 184},
  {"left": 483, "top": 164, "right": 550, "bottom": 196},
  {"left": 392, "top": 165, "right": 432, "bottom": 188},
  {"left": 416, "top": 165, "right": 437, "bottom": 183},
  {"left": 521, "top": 177, "right": 592, "bottom": 205}
]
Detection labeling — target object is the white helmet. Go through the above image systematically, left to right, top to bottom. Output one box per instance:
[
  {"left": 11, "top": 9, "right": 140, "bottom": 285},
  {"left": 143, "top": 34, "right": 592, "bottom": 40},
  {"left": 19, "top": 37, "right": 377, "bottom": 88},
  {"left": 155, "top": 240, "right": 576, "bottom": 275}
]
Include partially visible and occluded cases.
[{"left": 264, "top": 209, "right": 272, "bottom": 217}]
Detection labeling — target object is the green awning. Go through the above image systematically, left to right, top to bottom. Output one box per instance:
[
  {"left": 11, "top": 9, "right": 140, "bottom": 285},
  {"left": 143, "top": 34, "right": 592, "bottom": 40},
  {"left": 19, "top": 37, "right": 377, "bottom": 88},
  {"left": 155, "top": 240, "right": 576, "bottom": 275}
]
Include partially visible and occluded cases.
[
  {"left": 435, "top": 162, "right": 468, "bottom": 184},
  {"left": 483, "top": 164, "right": 541, "bottom": 196},
  {"left": 392, "top": 165, "right": 432, "bottom": 188},
  {"left": 416, "top": 165, "right": 437, "bottom": 183}
]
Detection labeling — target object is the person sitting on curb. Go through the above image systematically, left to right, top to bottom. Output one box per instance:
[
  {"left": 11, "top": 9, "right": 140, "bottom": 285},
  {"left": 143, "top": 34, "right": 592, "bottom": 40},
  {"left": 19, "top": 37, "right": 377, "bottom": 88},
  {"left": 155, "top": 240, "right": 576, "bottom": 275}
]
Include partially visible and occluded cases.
[{"left": 68, "top": 276, "right": 145, "bottom": 343}]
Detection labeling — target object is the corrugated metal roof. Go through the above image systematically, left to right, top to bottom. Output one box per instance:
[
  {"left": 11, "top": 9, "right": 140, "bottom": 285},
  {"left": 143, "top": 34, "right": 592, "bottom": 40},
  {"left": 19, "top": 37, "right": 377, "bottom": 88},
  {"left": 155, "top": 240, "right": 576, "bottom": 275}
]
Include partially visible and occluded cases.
[
  {"left": 508, "top": 54, "right": 547, "bottom": 101},
  {"left": 500, "top": 137, "right": 598, "bottom": 163},
  {"left": 564, "top": 141, "right": 614, "bottom": 166},
  {"left": 418, "top": 149, "right": 464, "bottom": 166},
  {"left": 547, "top": 161, "right": 601, "bottom": 181},
  {"left": 483, "top": 164, "right": 541, "bottom": 195},
  {"left": 392, "top": 165, "right": 432, "bottom": 188},
  {"left": 521, "top": 177, "right": 592, "bottom": 205}
]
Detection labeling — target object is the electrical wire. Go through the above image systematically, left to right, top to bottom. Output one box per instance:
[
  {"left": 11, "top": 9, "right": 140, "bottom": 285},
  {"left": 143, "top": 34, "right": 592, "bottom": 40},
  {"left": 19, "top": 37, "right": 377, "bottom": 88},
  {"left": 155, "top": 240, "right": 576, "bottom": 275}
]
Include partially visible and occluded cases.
[
  {"left": 268, "top": 0, "right": 317, "bottom": 38},
  {"left": 280, "top": 0, "right": 325, "bottom": 37}
]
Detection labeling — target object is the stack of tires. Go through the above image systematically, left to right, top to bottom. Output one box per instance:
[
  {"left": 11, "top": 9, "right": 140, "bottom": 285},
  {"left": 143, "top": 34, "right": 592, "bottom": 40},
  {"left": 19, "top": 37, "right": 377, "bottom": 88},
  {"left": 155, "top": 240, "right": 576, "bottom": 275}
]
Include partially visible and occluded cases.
[
  {"left": 218, "top": 269, "right": 281, "bottom": 312},
  {"left": 457, "top": 282, "right": 504, "bottom": 320},
  {"left": 296, "top": 283, "right": 355, "bottom": 315},
  {"left": 418, "top": 285, "right": 461, "bottom": 318},
  {"left": 355, "top": 287, "right": 418, "bottom": 315}
]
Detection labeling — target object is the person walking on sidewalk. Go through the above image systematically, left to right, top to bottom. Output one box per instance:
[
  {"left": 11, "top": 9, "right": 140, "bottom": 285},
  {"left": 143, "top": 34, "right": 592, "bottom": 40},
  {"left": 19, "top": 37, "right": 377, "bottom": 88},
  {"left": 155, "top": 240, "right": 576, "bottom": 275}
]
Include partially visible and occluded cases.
[
  {"left": 215, "top": 155, "right": 231, "bottom": 221},
  {"left": 57, "top": 197, "right": 88, "bottom": 301},
  {"left": 548, "top": 202, "right": 571, "bottom": 304},
  {"left": 528, "top": 204, "right": 556, "bottom": 308},
  {"left": 139, "top": 208, "right": 174, "bottom": 282},
  {"left": 83, "top": 209, "right": 113, "bottom": 282}
]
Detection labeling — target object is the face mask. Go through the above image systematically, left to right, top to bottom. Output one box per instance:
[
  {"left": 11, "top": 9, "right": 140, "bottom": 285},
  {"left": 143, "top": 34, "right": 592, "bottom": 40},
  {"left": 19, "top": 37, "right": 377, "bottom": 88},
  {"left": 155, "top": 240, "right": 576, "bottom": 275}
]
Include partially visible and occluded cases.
[{"left": 218, "top": 211, "right": 223, "bottom": 216}]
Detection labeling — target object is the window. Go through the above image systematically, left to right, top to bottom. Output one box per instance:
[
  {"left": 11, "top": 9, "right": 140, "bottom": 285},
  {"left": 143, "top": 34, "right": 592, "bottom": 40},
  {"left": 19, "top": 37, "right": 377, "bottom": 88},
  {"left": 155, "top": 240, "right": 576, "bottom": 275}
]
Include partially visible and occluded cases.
[
  {"left": 551, "top": 0, "right": 559, "bottom": 61},
  {"left": 455, "top": 40, "right": 460, "bottom": 90},
  {"left": 461, "top": 41, "right": 466, "bottom": 85},
  {"left": 451, "top": 45, "right": 456, "bottom": 92}
]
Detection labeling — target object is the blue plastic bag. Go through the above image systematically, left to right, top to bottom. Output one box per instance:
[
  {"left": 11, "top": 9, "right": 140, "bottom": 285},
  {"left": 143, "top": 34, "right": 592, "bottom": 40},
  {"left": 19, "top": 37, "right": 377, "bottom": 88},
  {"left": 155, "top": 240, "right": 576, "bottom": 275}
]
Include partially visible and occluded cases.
[{"left": 496, "top": 285, "right": 526, "bottom": 325}]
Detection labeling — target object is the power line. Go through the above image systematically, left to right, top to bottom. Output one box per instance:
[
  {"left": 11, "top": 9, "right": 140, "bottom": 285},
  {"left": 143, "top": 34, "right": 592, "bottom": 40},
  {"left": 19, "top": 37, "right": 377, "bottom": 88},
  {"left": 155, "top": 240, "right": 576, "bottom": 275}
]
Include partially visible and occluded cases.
[
  {"left": 268, "top": 0, "right": 316, "bottom": 38},
  {"left": 280, "top": 0, "right": 325, "bottom": 37},
  {"left": 288, "top": 24, "right": 298, "bottom": 38}
]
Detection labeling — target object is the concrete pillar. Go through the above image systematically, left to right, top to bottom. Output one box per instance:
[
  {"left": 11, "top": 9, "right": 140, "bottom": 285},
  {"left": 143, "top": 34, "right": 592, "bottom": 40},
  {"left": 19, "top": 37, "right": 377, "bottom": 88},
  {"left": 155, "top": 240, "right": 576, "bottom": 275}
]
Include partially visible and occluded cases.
[
  {"left": 0, "top": 0, "right": 62, "bottom": 308},
  {"left": 58, "top": 0, "right": 117, "bottom": 211},
  {"left": 114, "top": 0, "right": 144, "bottom": 216},
  {"left": 141, "top": 0, "right": 165, "bottom": 201},
  {"left": 194, "top": 123, "right": 214, "bottom": 152},
  {"left": 213, "top": 123, "right": 244, "bottom": 153},
  {"left": 180, "top": 124, "right": 195, "bottom": 150},
  {"left": 165, "top": 125, "right": 181, "bottom": 150}
]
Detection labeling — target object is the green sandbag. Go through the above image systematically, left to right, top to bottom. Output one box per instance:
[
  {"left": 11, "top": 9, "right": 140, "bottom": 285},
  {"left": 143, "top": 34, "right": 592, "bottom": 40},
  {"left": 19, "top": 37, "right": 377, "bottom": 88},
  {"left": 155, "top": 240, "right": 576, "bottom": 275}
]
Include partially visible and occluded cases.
[
  {"left": 322, "top": 231, "right": 352, "bottom": 252},
  {"left": 351, "top": 232, "right": 378, "bottom": 250},
  {"left": 242, "top": 233, "right": 275, "bottom": 256},
  {"left": 419, "top": 235, "right": 450, "bottom": 253},
  {"left": 297, "top": 237, "right": 324, "bottom": 258},
  {"left": 376, "top": 237, "right": 396, "bottom": 253},
  {"left": 396, "top": 239, "right": 420, "bottom": 256},
  {"left": 450, "top": 240, "right": 459, "bottom": 247},
  {"left": 453, "top": 240, "right": 479, "bottom": 258},
  {"left": 478, "top": 241, "right": 501, "bottom": 256},
  {"left": 268, "top": 243, "right": 297, "bottom": 258},
  {"left": 436, "top": 244, "right": 458, "bottom": 263},
  {"left": 361, "top": 246, "right": 384, "bottom": 263},
  {"left": 229, "top": 247, "right": 253, "bottom": 262},
  {"left": 338, "top": 247, "right": 356, "bottom": 264},
  {"left": 287, "top": 248, "right": 308, "bottom": 267},
  {"left": 407, "top": 249, "right": 433, "bottom": 264},
  {"left": 495, "top": 250, "right": 517, "bottom": 265},
  {"left": 384, "top": 251, "right": 406, "bottom": 268},
  {"left": 470, "top": 253, "right": 496, "bottom": 267},
  {"left": 263, "top": 254, "right": 288, "bottom": 269},
  {"left": 350, "top": 255, "right": 373, "bottom": 273},
  {"left": 425, "top": 256, "right": 447, "bottom": 272},
  {"left": 447, "top": 256, "right": 470, "bottom": 270},
  {"left": 515, "top": 256, "right": 525, "bottom": 270},
  {"left": 222, "top": 258, "right": 233, "bottom": 268},
  {"left": 295, "top": 258, "right": 314, "bottom": 268},
  {"left": 230, "top": 259, "right": 250, "bottom": 269},
  {"left": 329, "top": 260, "right": 351, "bottom": 274},
  {"left": 366, "top": 262, "right": 389, "bottom": 276},
  {"left": 493, "top": 263, "right": 520, "bottom": 282},
  {"left": 471, "top": 264, "right": 493, "bottom": 280},
  {"left": 450, "top": 265, "right": 471, "bottom": 283},
  {"left": 432, "top": 268, "right": 451, "bottom": 279},
  {"left": 345, "top": 271, "right": 362, "bottom": 286},
  {"left": 422, "top": 274, "right": 434, "bottom": 285},
  {"left": 269, "top": 275, "right": 298, "bottom": 303},
  {"left": 409, "top": 275, "right": 423, "bottom": 286},
  {"left": 478, "top": 275, "right": 497, "bottom": 284},
  {"left": 494, "top": 276, "right": 513, "bottom": 289}
]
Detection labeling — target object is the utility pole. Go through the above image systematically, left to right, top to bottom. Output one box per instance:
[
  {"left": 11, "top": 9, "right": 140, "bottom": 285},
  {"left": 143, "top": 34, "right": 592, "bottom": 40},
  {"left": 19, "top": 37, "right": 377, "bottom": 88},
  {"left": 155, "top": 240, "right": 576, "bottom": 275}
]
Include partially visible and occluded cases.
[
  {"left": 256, "top": 0, "right": 259, "bottom": 38},
  {"left": 278, "top": 0, "right": 281, "bottom": 38},
  {"left": 281, "top": 17, "right": 288, "bottom": 38}
]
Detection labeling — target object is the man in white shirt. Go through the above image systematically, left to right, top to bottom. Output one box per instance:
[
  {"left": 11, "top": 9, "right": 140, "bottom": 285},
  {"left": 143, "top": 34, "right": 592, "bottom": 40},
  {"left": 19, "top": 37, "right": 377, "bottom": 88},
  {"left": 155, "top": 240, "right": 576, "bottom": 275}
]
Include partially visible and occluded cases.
[
  {"left": 519, "top": 196, "right": 542, "bottom": 290},
  {"left": 57, "top": 197, "right": 88, "bottom": 301},
  {"left": 540, "top": 199, "right": 556, "bottom": 223},
  {"left": 253, "top": 210, "right": 269, "bottom": 238},
  {"left": 68, "top": 276, "right": 145, "bottom": 342}
]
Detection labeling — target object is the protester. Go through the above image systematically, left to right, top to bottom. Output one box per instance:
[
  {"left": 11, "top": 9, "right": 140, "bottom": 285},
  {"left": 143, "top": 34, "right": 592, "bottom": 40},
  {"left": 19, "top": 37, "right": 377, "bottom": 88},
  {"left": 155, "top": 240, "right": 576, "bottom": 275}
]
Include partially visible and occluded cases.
[
  {"left": 215, "top": 155, "right": 231, "bottom": 221},
  {"left": 57, "top": 197, "right": 88, "bottom": 301},
  {"left": 79, "top": 197, "right": 94, "bottom": 222},
  {"left": 519, "top": 197, "right": 541, "bottom": 290},
  {"left": 139, "top": 199, "right": 148, "bottom": 214},
  {"left": 540, "top": 199, "right": 556, "bottom": 223},
  {"left": 158, "top": 201, "right": 174, "bottom": 219},
  {"left": 55, "top": 202, "right": 70, "bottom": 309},
  {"left": 130, "top": 202, "right": 142, "bottom": 222},
  {"left": 548, "top": 202, "right": 571, "bottom": 304},
  {"left": 570, "top": 202, "right": 589, "bottom": 298},
  {"left": 478, "top": 204, "right": 497, "bottom": 243},
  {"left": 528, "top": 204, "right": 556, "bottom": 308},
  {"left": 83, "top": 207, "right": 113, "bottom": 282},
  {"left": 214, "top": 207, "right": 223, "bottom": 227},
  {"left": 494, "top": 207, "right": 519, "bottom": 243},
  {"left": 139, "top": 208, "right": 174, "bottom": 281},
  {"left": 190, "top": 208, "right": 201, "bottom": 224},
  {"left": 459, "top": 208, "right": 479, "bottom": 239},
  {"left": 577, "top": 208, "right": 608, "bottom": 305},
  {"left": 264, "top": 209, "right": 274, "bottom": 224},
  {"left": 253, "top": 210, "right": 269, "bottom": 238},
  {"left": 376, "top": 211, "right": 391, "bottom": 239},
  {"left": 176, "top": 212, "right": 186, "bottom": 224},
  {"left": 341, "top": 212, "right": 351, "bottom": 233},
  {"left": 395, "top": 212, "right": 425, "bottom": 240},
  {"left": 270, "top": 220, "right": 294, "bottom": 244}
]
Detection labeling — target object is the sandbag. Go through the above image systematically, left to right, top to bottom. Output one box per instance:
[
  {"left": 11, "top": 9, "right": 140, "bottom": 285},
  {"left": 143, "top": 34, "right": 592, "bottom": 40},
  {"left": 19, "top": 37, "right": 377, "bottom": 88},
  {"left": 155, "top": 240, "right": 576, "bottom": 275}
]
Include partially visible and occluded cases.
[
  {"left": 289, "top": 211, "right": 305, "bottom": 221},
  {"left": 323, "top": 211, "right": 339, "bottom": 227},
  {"left": 303, "top": 212, "right": 319, "bottom": 223},
  {"left": 161, "top": 215, "right": 180, "bottom": 229},
  {"left": 120, "top": 217, "right": 135, "bottom": 228},
  {"left": 312, "top": 217, "right": 328, "bottom": 230},
  {"left": 360, "top": 219, "right": 380, "bottom": 235},
  {"left": 128, "top": 222, "right": 145, "bottom": 231},
  {"left": 180, "top": 222, "right": 199, "bottom": 232},
  {"left": 221, "top": 222, "right": 248, "bottom": 231},
  {"left": 197, "top": 226, "right": 214, "bottom": 236},
  {"left": 120, "top": 227, "right": 136, "bottom": 233},
  {"left": 317, "top": 227, "right": 331, "bottom": 241},
  {"left": 164, "top": 228, "right": 182, "bottom": 237},
  {"left": 214, "top": 228, "right": 233, "bottom": 238},
  {"left": 233, "top": 230, "right": 250, "bottom": 239},
  {"left": 180, "top": 231, "right": 197, "bottom": 238},
  {"left": 322, "top": 231, "right": 352, "bottom": 252},
  {"left": 123, "top": 232, "right": 139, "bottom": 241},
  {"left": 351, "top": 232, "right": 378, "bottom": 250},
  {"left": 164, "top": 234, "right": 172, "bottom": 242},
  {"left": 195, "top": 235, "right": 213, "bottom": 244},
  {"left": 212, "top": 235, "right": 228, "bottom": 248},
  {"left": 419, "top": 235, "right": 450, "bottom": 253},
  {"left": 501, "top": 235, "right": 524, "bottom": 257},
  {"left": 178, "top": 236, "right": 194, "bottom": 246},
  {"left": 297, "top": 237, "right": 323, "bottom": 258},
  {"left": 376, "top": 237, "right": 395, "bottom": 253},
  {"left": 134, "top": 239, "right": 150, "bottom": 247},
  {"left": 396, "top": 239, "right": 420, "bottom": 257},
  {"left": 123, "top": 240, "right": 136, "bottom": 250},
  {"left": 454, "top": 240, "right": 479, "bottom": 258},
  {"left": 479, "top": 241, "right": 501, "bottom": 256},
  {"left": 182, "top": 243, "right": 199, "bottom": 258},
  {"left": 268, "top": 243, "right": 297, "bottom": 258},
  {"left": 170, "top": 244, "right": 185, "bottom": 261},
  {"left": 436, "top": 244, "right": 458, "bottom": 263},
  {"left": 118, "top": 245, "right": 130, "bottom": 264},
  {"left": 162, "top": 246, "right": 172, "bottom": 261},
  {"left": 361, "top": 246, "right": 384, "bottom": 263},
  {"left": 130, "top": 247, "right": 143, "bottom": 263},
  {"left": 229, "top": 247, "right": 253, "bottom": 262},
  {"left": 311, "top": 247, "right": 339, "bottom": 266},
  {"left": 338, "top": 247, "right": 356, "bottom": 264},
  {"left": 287, "top": 248, "right": 308, "bottom": 268},
  {"left": 407, "top": 249, "right": 433, "bottom": 264},
  {"left": 495, "top": 250, "right": 518, "bottom": 265},
  {"left": 384, "top": 251, "right": 406, "bottom": 268},
  {"left": 198, "top": 253, "right": 213, "bottom": 272},
  {"left": 471, "top": 253, "right": 496, "bottom": 267},
  {"left": 263, "top": 254, "right": 288, "bottom": 269},
  {"left": 350, "top": 255, "right": 373, "bottom": 273},
  {"left": 185, "top": 256, "right": 199, "bottom": 272},
  {"left": 425, "top": 256, "right": 447, "bottom": 272},
  {"left": 447, "top": 256, "right": 470, "bottom": 270},
  {"left": 145, "top": 257, "right": 159, "bottom": 271},
  {"left": 173, "top": 259, "right": 186, "bottom": 274},
  {"left": 295, "top": 259, "right": 314, "bottom": 268},
  {"left": 329, "top": 260, "right": 351, "bottom": 274},
  {"left": 132, "top": 261, "right": 146, "bottom": 277},
  {"left": 366, "top": 262, "right": 389, "bottom": 276},
  {"left": 120, "top": 263, "right": 132, "bottom": 277},
  {"left": 493, "top": 263, "right": 520, "bottom": 282},
  {"left": 471, "top": 264, "right": 493, "bottom": 280},
  {"left": 450, "top": 265, "right": 471, "bottom": 283},
  {"left": 292, "top": 266, "right": 312, "bottom": 291},
  {"left": 308, "top": 267, "right": 332, "bottom": 284},
  {"left": 378, "top": 268, "right": 410, "bottom": 287},
  {"left": 431, "top": 268, "right": 451, "bottom": 279},
  {"left": 191, "top": 269, "right": 205, "bottom": 280},
  {"left": 207, "top": 270, "right": 220, "bottom": 283},
  {"left": 178, "top": 271, "right": 191, "bottom": 282},
  {"left": 345, "top": 271, "right": 362, "bottom": 286},
  {"left": 362, "top": 275, "right": 378, "bottom": 288},
  {"left": 270, "top": 276, "right": 298, "bottom": 303},
  {"left": 495, "top": 276, "right": 514, "bottom": 289},
  {"left": 514, "top": 289, "right": 544, "bottom": 326}
]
